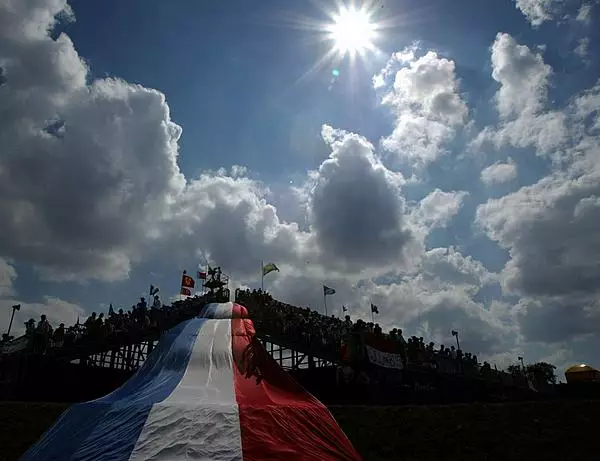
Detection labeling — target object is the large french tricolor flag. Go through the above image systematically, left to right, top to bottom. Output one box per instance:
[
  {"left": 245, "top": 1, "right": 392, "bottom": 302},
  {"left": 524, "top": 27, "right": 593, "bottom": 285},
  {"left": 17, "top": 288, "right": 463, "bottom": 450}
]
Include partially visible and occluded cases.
[{"left": 21, "top": 302, "right": 361, "bottom": 460}]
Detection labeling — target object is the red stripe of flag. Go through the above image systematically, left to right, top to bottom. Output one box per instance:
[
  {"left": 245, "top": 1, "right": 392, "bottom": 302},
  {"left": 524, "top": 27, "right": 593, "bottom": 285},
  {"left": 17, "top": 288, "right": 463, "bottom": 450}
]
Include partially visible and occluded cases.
[{"left": 229, "top": 311, "right": 361, "bottom": 460}]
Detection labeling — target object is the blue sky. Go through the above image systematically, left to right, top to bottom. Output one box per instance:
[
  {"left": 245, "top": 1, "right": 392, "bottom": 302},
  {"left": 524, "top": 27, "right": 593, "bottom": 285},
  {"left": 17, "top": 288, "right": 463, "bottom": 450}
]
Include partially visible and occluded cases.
[{"left": 1, "top": 0, "right": 600, "bottom": 376}]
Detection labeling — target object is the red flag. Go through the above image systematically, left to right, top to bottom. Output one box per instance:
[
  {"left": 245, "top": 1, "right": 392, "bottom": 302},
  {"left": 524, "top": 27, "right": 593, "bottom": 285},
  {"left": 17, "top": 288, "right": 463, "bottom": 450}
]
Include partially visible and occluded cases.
[
  {"left": 197, "top": 271, "right": 207, "bottom": 280},
  {"left": 181, "top": 275, "right": 195, "bottom": 288},
  {"left": 180, "top": 287, "right": 191, "bottom": 296}
]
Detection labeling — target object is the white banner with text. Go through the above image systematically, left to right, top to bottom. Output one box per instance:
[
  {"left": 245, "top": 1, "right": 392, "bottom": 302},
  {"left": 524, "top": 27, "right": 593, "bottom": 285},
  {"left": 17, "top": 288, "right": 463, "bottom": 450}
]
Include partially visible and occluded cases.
[{"left": 365, "top": 345, "right": 404, "bottom": 370}]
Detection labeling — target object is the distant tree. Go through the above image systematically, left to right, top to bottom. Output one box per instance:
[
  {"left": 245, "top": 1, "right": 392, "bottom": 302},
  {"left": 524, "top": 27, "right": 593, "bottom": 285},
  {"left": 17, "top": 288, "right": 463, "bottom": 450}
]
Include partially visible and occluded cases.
[
  {"left": 526, "top": 362, "right": 557, "bottom": 385},
  {"left": 507, "top": 364, "right": 523, "bottom": 375}
]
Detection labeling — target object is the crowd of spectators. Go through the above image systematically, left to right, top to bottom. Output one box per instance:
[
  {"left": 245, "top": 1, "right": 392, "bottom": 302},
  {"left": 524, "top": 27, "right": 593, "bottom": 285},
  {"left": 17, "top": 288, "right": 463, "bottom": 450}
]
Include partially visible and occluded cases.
[
  {"left": 5, "top": 287, "right": 496, "bottom": 383},
  {"left": 236, "top": 289, "right": 495, "bottom": 379},
  {"left": 236, "top": 289, "right": 346, "bottom": 359},
  {"left": 2, "top": 292, "right": 222, "bottom": 356}
]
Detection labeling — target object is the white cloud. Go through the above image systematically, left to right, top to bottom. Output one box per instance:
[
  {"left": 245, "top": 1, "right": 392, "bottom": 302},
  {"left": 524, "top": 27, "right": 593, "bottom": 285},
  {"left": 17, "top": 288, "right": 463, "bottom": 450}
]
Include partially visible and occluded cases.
[
  {"left": 4, "top": 0, "right": 600, "bottom": 370},
  {"left": 514, "top": 0, "right": 564, "bottom": 26},
  {"left": 0, "top": 1, "right": 185, "bottom": 281},
  {"left": 576, "top": 3, "right": 593, "bottom": 23},
  {"left": 491, "top": 33, "right": 552, "bottom": 118},
  {"left": 472, "top": 34, "right": 567, "bottom": 156},
  {"left": 575, "top": 37, "right": 590, "bottom": 58},
  {"left": 377, "top": 49, "right": 467, "bottom": 165},
  {"left": 573, "top": 81, "right": 600, "bottom": 133},
  {"left": 476, "top": 135, "right": 600, "bottom": 342},
  {"left": 481, "top": 158, "right": 518, "bottom": 185},
  {"left": 157, "top": 173, "right": 309, "bottom": 278},
  {"left": 411, "top": 189, "right": 468, "bottom": 229},
  {"left": 0, "top": 258, "right": 17, "bottom": 298},
  {"left": 0, "top": 260, "right": 84, "bottom": 336},
  {"left": 0, "top": 296, "right": 85, "bottom": 337}
]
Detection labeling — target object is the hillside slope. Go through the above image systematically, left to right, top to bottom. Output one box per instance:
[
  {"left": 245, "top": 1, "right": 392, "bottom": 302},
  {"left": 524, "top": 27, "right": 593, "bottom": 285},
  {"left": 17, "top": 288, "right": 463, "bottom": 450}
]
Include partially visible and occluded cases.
[{"left": 1, "top": 400, "right": 598, "bottom": 461}]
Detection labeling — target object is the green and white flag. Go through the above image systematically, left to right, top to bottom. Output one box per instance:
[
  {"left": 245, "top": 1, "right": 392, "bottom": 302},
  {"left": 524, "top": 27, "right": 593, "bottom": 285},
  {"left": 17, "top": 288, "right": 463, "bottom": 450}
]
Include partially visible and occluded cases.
[{"left": 262, "top": 262, "right": 279, "bottom": 277}]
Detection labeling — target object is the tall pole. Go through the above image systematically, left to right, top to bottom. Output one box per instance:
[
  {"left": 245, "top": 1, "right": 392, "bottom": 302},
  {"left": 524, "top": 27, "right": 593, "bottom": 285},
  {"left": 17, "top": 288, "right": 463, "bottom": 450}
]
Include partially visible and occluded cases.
[
  {"left": 261, "top": 260, "right": 264, "bottom": 291},
  {"left": 204, "top": 262, "right": 208, "bottom": 295},
  {"left": 324, "top": 293, "right": 328, "bottom": 316},
  {"left": 6, "top": 306, "right": 17, "bottom": 338},
  {"left": 371, "top": 308, "right": 374, "bottom": 324},
  {"left": 454, "top": 331, "right": 460, "bottom": 351}
]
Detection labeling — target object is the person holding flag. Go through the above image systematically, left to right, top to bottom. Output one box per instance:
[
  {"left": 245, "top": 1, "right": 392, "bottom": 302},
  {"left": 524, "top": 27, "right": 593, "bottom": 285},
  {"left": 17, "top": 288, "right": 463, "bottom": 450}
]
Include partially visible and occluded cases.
[
  {"left": 261, "top": 261, "right": 279, "bottom": 290},
  {"left": 323, "top": 285, "right": 336, "bottom": 316},
  {"left": 370, "top": 303, "right": 379, "bottom": 323}
]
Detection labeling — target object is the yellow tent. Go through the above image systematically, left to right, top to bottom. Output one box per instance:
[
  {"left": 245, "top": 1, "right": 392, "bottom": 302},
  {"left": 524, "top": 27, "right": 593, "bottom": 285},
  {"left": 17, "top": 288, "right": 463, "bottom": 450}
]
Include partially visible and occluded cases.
[{"left": 565, "top": 364, "right": 600, "bottom": 383}]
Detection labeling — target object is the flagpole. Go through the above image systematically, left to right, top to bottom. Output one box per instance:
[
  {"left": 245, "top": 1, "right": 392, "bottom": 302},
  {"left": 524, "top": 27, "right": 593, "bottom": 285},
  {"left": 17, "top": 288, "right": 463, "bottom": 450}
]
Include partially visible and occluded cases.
[
  {"left": 261, "top": 260, "right": 264, "bottom": 291},
  {"left": 205, "top": 262, "right": 208, "bottom": 295},
  {"left": 200, "top": 266, "right": 204, "bottom": 295},
  {"left": 324, "top": 292, "right": 328, "bottom": 316},
  {"left": 371, "top": 306, "right": 374, "bottom": 324}
]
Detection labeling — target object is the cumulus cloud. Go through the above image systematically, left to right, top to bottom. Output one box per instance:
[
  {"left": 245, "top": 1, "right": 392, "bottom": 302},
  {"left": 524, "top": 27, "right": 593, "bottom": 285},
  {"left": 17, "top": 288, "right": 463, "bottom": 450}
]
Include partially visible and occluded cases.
[
  {"left": 0, "top": 0, "right": 185, "bottom": 281},
  {"left": 514, "top": 0, "right": 564, "bottom": 26},
  {"left": 576, "top": 3, "right": 593, "bottom": 23},
  {"left": 472, "top": 33, "right": 567, "bottom": 156},
  {"left": 491, "top": 33, "right": 552, "bottom": 118},
  {"left": 575, "top": 37, "right": 590, "bottom": 58},
  {"left": 377, "top": 49, "right": 468, "bottom": 165},
  {"left": 573, "top": 81, "right": 600, "bottom": 133},
  {"left": 476, "top": 124, "right": 600, "bottom": 346},
  {"left": 306, "top": 125, "right": 418, "bottom": 272},
  {"left": 476, "top": 137, "right": 600, "bottom": 299},
  {"left": 481, "top": 158, "right": 518, "bottom": 185},
  {"left": 158, "top": 174, "right": 309, "bottom": 278},
  {"left": 411, "top": 189, "right": 468, "bottom": 229},
  {"left": 260, "top": 244, "right": 508, "bottom": 357},
  {"left": 357, "top": 248, "right": 510, "bottom": 356},
  {"left": 0, "top": 258, "right": 16, "bottom": 298},
  {"left": 0, "top": 259, "right": 84, "bottom": 337},
  {"left": 0, "top": 296, "right": 85, "bottom": 337},
  {"left": 515, "top": 296, "right": 600, "bottom": 343}
]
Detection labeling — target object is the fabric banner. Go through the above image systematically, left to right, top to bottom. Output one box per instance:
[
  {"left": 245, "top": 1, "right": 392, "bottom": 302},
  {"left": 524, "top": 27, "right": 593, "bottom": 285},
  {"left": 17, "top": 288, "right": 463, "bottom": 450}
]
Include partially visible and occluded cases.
[
  {"left": 21, "top": 302, "right": 361, "bottom": 461},
  {"left": 366, "top": 345, "right": 404, "bottom": 370}
]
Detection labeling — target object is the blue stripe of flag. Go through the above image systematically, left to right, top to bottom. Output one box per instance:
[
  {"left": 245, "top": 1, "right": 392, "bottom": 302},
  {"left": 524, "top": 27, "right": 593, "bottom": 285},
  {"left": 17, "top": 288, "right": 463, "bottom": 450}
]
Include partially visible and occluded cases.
[{"left": 20, "top": 318, "right": 206, "bottom": 461}]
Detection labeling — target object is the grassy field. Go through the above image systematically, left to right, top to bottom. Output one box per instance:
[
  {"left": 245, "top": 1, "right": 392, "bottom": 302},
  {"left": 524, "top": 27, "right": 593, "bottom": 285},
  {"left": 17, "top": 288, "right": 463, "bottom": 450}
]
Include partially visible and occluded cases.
[{"left": 1, "top": 400, "right": 598, "bottom": 460}]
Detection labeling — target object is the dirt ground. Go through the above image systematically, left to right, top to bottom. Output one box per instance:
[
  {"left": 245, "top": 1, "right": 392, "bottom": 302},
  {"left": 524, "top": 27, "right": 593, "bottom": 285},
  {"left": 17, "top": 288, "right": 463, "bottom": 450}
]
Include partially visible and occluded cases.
[{"left": 1, "top": 400, "right": 598, "bottom": 461}]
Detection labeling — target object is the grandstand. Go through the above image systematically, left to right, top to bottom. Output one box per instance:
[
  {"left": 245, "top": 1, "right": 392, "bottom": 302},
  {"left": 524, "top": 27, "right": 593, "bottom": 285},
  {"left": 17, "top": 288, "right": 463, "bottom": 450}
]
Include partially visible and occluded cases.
[{"left": 0, "top": 278, "right": 544, "bottom": 405}]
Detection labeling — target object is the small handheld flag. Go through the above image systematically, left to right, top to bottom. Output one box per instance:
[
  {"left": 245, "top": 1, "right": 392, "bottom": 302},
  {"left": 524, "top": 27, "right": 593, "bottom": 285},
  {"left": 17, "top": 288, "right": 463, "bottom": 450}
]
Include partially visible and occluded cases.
[
  {"left": 180, "top": 270, "right": 195, "bottom": 298},
  {"left": 181, "top": 274, "right": 195, "bottom": 289},
  {"left": 150, "top": 285, "right": 160, "bottom": 296},
  {"left": 322, "top": 285, "right": 336, "bottom": 316},
  {"left": 323, "top": 285, "right": 336, "bottom": 296},
  {"left": 370, "top": 303, "right": 379, "bottom": 323},
  {"left": 342, "top": 305, "right": 348, "bottom": 312},
  {"left": 452, "top": 330, "right": 458, "bottom": 337}
]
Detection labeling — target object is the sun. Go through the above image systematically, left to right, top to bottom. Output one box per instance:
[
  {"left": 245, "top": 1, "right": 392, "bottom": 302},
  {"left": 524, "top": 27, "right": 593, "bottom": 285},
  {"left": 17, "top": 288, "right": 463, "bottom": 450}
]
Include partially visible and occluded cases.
[{"left": 327, "top": 6, "right": 377, "bottom": 57}]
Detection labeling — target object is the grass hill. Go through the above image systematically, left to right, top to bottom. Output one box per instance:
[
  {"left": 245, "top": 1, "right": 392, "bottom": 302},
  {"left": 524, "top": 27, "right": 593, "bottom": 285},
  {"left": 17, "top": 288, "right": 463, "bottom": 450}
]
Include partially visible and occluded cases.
[{"left": 1, "top": 400, "right": 598, "bottom": 460}]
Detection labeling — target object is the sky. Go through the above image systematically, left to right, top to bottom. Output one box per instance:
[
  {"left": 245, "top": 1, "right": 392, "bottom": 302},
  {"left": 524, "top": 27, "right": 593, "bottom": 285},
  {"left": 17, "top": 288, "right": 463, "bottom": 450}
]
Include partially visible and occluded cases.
[{"left": 1, "top": 0, "right": 600, "bottom": 377}]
